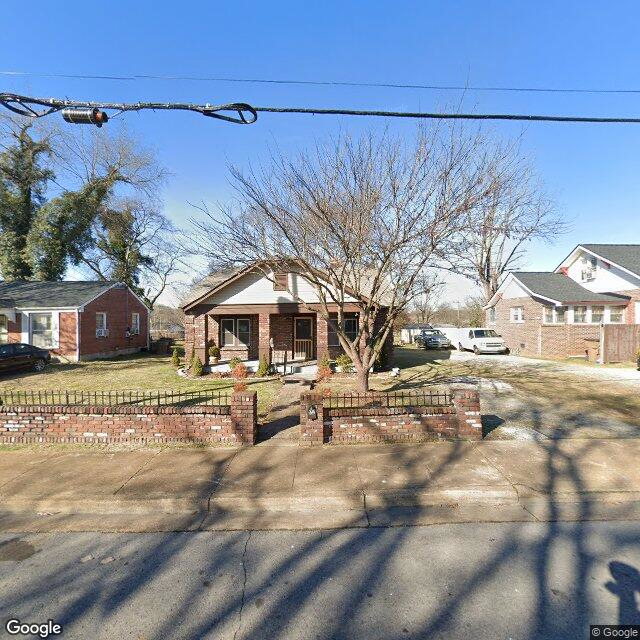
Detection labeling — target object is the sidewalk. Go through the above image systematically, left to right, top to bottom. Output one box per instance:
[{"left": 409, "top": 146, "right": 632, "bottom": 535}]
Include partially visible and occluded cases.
[{"left": 1, "top": 438, "right": 640, "bottom": 532}]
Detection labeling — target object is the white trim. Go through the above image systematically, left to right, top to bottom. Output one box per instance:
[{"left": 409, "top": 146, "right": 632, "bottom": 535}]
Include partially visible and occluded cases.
[
  {"left": 555, "top": 245, "right": 640, "bottom": 280},
  {"left": 485, "top": 273, "right": 561, "bottom": 308},
  {"left": 76, "top": 309, "right": 80, "bottom": 360}
]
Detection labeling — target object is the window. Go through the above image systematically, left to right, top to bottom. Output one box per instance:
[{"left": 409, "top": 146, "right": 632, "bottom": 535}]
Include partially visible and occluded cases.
[
  {"left": 580, "top": 256, "right": 597, "bottom": 282},
  {"left": 273, "top": 273, "right": 288, "bottom": 291},
  {"left": 574, "top": 306, "right": 587, "bottom": 323},
  {"left": 591, "top": 306, "right": 604, "bottom": 323},
  {"left": 609, "top": 306, "right": 624, "bottom": 323},
  {"left": 488, "top": 307, "right": 496, "bottom": 323},
  {"left": 510, "top": 307, "right": 524, "bottom": 323},
  {"left": 543, "top": 307, "right": 554, "bottom": 324},
  {"left": 556, "top": 307, "right": 566, "bottom": 323},
  {"left": 96, "top": 312, "right": 108, "bottom": 337},
  {"left": 31, "top": 313, "right": 53, "bottom": 348},
  {"left": 131, "top": 313, "right": 140, "bottom": 335},
  {"left": 0, "top": 315, "right": 7, "bottom": 344},
  {"left": 328, "top": 315, "right": 359, "bottom": 347},
  {"left": 220, "top": 318, "right": 251, "bottom": 347},
  {"left": 473, "top": 329, "right": 498, "bottom": 338},
  {"left": 0, "top": 344, "right": 12, "bottom": 357}
]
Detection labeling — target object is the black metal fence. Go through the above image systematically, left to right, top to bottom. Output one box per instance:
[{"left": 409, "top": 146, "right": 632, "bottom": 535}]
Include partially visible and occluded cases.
[
  {"left": 0, "top": 389, "right": 231, "bottom": 408},
  {"left": 324, "top": 390, "right": 453, "bottom": 410}
]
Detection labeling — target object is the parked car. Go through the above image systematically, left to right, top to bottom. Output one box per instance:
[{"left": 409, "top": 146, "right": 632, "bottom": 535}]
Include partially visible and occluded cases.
[
  {"left": 455, "top": 328, "right": 509, "bottom": 355},
  {"left": 414, "top": 329, "right": 452, "bottom": 350},
  {"left": 0, "top": 343, "right": 52, "bottom": 373}
]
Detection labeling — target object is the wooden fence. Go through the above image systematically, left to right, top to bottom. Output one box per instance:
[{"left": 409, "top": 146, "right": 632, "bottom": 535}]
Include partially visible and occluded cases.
[{"left": 601, "top": 325, "right": 640, "bottom": 363}]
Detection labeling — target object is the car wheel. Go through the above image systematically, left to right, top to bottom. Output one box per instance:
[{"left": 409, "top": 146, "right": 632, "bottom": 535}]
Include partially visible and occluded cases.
[
  {"left": 473, "top": 346, "right": 480, "bottom": 355},
  {"left": 33, "top": 358, "right": 46, "bottom": 372}
]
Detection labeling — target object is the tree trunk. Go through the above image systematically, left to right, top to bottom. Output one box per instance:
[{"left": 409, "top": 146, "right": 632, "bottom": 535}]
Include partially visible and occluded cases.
[{"left": 355, "top": 362, "right": 370, "bottom": 392}]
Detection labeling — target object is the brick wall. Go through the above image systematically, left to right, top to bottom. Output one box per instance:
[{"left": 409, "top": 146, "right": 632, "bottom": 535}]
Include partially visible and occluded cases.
[
  {"left": 80, "top": 287, "right": 148, "bottom": 359},
  {"left": 54, "top": 311, "right": 77, "bottom": 359},
  {"left": 6, "top": 314, "right": 21, "bottom": 343},
  {"left": 300, "top": 388, "right": 481, "bottom": 444},
  {"left": 0, "top": 391, "right": 257, "bottom": 445}
]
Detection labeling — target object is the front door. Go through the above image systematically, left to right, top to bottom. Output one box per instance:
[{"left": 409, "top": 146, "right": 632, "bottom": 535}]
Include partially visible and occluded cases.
[{"left": 294, "top": 317, "right": 313, "bottom": 360}]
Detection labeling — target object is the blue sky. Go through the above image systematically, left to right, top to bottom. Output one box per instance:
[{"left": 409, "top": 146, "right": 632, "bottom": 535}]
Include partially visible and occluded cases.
[{"left": 3, "top": 1, "right": 640, "bottom": 303}]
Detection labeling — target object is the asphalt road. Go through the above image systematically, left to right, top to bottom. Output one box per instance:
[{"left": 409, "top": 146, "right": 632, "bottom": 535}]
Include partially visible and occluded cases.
[{"left": 1, "top": 521, "right": 639, "bottom": 640}]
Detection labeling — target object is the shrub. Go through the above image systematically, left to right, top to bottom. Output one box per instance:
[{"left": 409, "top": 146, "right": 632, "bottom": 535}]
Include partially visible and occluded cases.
[
  {"left": 209, "top": 344, "right": 221, "bottom": 360},
  {"left": 188, "top": 345, "right": 196, "bottom": 368},
  {"left": 171, "top": 347, "right": 180, "bottom": 368},
  {"left": 318, "top": 353, "right": 331, "bottom": 368},
  {"left": 335, "top": 353, "right": 353, "bottom": 372},
  {"left": 191, "top": 355, "right": 204, "bottom": 377},
  {"left": 256, "top": 355, "right": 269, "bottom": 377},
  {"left": 229, "top": 356, "right": 242, "bottom": 369},
  {"left": 232, "top": 362, "right": 248, "bottom": 379},
  {"left": 317, "top": 364, "right": 333, "bottom": 381},
  {"left": 233, "top": 381, "right": 248, "bottom": 392}
]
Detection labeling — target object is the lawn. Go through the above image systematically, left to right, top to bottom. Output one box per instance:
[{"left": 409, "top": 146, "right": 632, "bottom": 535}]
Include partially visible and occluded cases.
[
  {"left": 318, "top": 345, "right": 640, "bottom": 425},
  {"left": 0, "top": 353, "right": 281, "bottom": 419}
]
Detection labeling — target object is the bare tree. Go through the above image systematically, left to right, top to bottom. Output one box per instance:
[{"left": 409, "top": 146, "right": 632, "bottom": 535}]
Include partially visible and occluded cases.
[
  {"left": 189, "top": 127, "right": 497, "bottom": 391},
  {"left": 448, "top": 137, "right": 566, "bottom": 301},
  {"left": 79, "top": 198, "right": 186, "bottom": 308},
  {"left": 411, "top": 273, "right": 445, "bottom": 325}
]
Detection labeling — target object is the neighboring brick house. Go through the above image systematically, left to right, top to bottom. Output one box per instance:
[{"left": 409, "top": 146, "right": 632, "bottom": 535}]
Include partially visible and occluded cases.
[
  {"left": 485, "top": 244, "right": 640, "bottom": 358},
  {"left": 181, "top": 264, "right": 394, "bottom": 368},
  {"left": 0, "top": 281, "right": 149, "bottom": 361}
]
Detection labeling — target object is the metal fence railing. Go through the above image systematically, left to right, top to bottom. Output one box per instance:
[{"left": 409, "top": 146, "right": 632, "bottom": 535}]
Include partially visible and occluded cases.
[
  {"left": 0, "top": 389, "right": 231, "bottom": 409},
  {"left": 324, "top": 390, "right": 453, "bottom": 410}
]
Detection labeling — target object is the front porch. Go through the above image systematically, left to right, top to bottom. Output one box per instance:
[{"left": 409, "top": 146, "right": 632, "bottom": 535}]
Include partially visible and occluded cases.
[{"left": 190, "top": 308, "right": 361, "bottom": 369}]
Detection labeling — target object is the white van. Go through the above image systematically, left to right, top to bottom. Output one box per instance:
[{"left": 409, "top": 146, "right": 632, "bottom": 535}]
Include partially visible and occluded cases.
[{"left": 456, "top": 328, "right": 509, "bottom": 355}]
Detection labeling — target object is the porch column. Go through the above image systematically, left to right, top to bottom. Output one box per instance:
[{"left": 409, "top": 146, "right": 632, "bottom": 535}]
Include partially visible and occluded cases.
[
  {"left": 194, "top": 313, "right": 208, "bottom": 365},
  {"left": 258, "top": 313, "right": 271, "bottom": 363},
  {"left": 316, "top": 313, "right": 329, "bottom": 360}
]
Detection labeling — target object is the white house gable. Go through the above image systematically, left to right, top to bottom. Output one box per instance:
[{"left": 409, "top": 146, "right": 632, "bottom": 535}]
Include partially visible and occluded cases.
[
  {"left": 564, "top": 249, "right": 640, "bottom": 293},
  {"left": 202, "top": 271, "right": 358, "bottom": 306},
  {"left": 501, "top": 277, "right": 531, "bottom": 299}
]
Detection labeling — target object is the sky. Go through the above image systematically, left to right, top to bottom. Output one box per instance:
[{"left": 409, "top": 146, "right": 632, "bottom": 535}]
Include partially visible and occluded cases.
[{"left": 2, "top": 1, "right": 640, "bottom": 305}]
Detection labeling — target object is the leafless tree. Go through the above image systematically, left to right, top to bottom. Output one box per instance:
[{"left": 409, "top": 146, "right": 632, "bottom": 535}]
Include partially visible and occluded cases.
[
  {"left": 189, "top": 126, "right": 498, "bottom": 391},
  {"left": 447, "top": 136, "right": 566, "bottom": 301},
  {"left": 410, "top": 273, "right": 445, "bottom": 325}
]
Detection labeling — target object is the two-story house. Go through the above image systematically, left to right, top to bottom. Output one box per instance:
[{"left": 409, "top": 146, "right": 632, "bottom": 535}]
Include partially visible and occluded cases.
[{"left": 485, "top": 244, "right": 640, "bottom": 358}]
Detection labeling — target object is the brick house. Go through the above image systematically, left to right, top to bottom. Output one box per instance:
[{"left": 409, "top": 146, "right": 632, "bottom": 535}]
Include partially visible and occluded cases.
[
  {"left": 485, "top": 244, "right": 640, "bottom": 358},
  {"left": 181, "top": 264, "right": 394, "bottom": 369},
  {"left": 0, "top": 281, "right": 149, "bottom": 361}
]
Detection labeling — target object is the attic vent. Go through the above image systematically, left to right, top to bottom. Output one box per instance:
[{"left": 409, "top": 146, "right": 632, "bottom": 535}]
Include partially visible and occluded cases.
[{"left": 273, "top": 273, "right": 288, "bottom": 291}]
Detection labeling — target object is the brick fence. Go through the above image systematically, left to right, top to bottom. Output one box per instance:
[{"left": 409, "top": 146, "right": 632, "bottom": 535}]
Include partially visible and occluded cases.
[
  {"left": 299, "top": 388, "right": 482, "bottom": 445},
  {"left": 0, "top": 391, "right": 257, "bottom": 446}
]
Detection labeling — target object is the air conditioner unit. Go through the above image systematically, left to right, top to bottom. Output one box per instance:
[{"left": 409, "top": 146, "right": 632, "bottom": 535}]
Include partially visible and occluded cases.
[{"left": 96, "top": 328, "right": 108, "bottom": 337}]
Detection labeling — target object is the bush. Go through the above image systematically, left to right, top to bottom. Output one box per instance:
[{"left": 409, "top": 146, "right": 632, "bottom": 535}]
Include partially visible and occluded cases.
[
  {"left": 209, "top": 344, "right": 221, "bottom": 360},
  {"left": 188, "top": 345, "right": 196, "bottom": 368},
  {"left": 171, "top": 347, "right": 180, "bottom": 368},
  {"left": 318, "top": 353, "right": 331, "bottom": 368},
  {"left": 335, "top": 353, "right": 353, "bottom": 372},
  {"left": 191, "top": 355, "right": 204, "bottom": 377},
  {"left": 256, "top": 355, "right": 269, "bottom": 377},
  {"left": 229, "top": 356, "right": 242, "bottom": 369},
  {"left": 232, "top": 362, "right": 248, "bottom": 379},
  {"left": 317, "top": 364, "right": 333, "bottom": 381},
  {"left": 233, "top": 381, "right": 248, "bottom": 392}
]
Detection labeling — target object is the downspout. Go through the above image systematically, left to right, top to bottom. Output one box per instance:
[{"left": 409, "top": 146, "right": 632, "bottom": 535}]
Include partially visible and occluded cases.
[{"left": 76, "top": 307, "right": 82, "bottom": 361}]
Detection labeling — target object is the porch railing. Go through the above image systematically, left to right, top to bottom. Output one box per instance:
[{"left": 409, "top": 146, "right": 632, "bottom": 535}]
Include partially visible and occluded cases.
[{"left": 294, "top": 339, "right": 313, "bottom": 360}]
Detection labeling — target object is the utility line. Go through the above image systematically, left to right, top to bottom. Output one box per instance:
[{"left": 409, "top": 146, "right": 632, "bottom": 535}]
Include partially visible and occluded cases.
[
  {"left": 3, "top": 69, "right": 640, "bottom": 95},
  {"left": 4, "top": 93, "right": 640, "bottom": 126}
]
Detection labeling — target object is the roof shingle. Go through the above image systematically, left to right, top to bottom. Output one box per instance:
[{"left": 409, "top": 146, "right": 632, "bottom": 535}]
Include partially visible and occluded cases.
[
  {"left": 580, "top": 244, "right": 640, "bottom": 277},
  {"left": 512, "top": 272, "right": 630, "bottom": 305},
  {"left": 0, "top": 281, "right": 117, "bottom": 308}
]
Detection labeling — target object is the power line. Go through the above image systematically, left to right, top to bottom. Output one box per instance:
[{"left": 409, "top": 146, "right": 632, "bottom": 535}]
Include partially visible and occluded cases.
[
  {"left": 3, "top": 69, "right": 640, "bottom": 95},
  {"left": 4, "top": 92, "right": 640, "bottom": 126}
]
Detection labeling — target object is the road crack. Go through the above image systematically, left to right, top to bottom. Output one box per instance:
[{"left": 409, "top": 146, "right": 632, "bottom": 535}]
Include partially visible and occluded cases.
[{"left": 233, "top": 530, "right": 252, "bottom": 640}]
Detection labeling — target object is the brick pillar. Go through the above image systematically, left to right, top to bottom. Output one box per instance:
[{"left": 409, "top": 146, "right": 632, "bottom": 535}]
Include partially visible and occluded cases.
[
  {"left": 258, "top": 313, "right": 271, "bottom": 363},
  {"left": 184, "top": 314, "right": 195, "bottom": 363},
  {"left": 194, "top": 314, "right": 208, "bottom": 365},
  {"left": 316, "top": 314, "right": 329, "bottom": 361},
  {"left": 452, "top": 387, "right": 482, "bottom": 440},
  {"left": 231, "top": 391, "right": 258, "bottom": 445},
  {"left": 299, "top": 391, "right": 327, "bottom": 444}
]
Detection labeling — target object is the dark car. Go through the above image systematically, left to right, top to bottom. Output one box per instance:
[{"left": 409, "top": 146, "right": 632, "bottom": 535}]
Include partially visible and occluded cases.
[
  {"left": 414, "top": 329, "right": 452, "bottom": 350},
  {"left": 0, "top": 343, "right": 52, "bottom": 374}
]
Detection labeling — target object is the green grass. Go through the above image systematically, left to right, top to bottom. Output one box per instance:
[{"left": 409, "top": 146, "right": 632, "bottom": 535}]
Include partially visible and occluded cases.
[{"left": 0, "top": 353, "right": 281, "bottom": 419}]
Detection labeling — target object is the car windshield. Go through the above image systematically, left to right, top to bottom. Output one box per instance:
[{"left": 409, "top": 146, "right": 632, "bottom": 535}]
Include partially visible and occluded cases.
[
  {"left": 474, "top": 329, "right": 499, "bottom": 338},
  {"left": 423, "top": 330, "right": 442, "bottom": 336}
]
